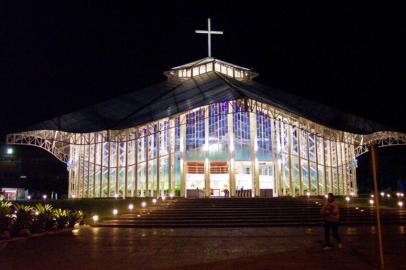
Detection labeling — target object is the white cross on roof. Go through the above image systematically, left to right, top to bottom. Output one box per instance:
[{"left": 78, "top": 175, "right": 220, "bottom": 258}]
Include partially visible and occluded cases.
[{"left": 195, "top": 18, "right": 223, "bottom": 58}]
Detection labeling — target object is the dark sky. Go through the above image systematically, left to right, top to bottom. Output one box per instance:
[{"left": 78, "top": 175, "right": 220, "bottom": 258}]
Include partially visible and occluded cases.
[
  {"left": 0, "top": 1, "right": 406, "bottom": 192},
  {"left": 1, "top": 1, "right": 405, "bottom": 133}
]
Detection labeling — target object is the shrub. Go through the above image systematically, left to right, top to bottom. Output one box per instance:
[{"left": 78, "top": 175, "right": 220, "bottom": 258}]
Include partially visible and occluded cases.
[
  {"left": 0, "top": 202, "right": 14, "bottom": 235},
  {"left": 11, "top": 204, "right": 33, "bottom": 236},
  {"left": 35, "top": 204, "right": 57, "bottom": 231},
  {"left": 53, "top": 209, "right": 69, "bottom": 229},
  {"left": 68, "top": 210, "right": 84, "bottom": 227}
]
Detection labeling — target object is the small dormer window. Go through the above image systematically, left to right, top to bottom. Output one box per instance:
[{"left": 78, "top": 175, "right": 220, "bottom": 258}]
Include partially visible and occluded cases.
[{"left": 166, "top": 57, "right": 258, "bottom": 80}]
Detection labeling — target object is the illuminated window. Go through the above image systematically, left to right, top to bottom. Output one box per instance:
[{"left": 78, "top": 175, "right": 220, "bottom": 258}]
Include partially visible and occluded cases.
[
  {"left": 207, "top": 63, "right": 213, "bottom": 72},
  {"left": 199, "top": 65, "right": 206, "bottom": 74},
  {"left": 221, "top": 65, "right": 227, "bottom": 75},
  {"left": 193, "top": 67, "right": 199, "bottom": 76},
  {"left": 227, "top": 67, "right": 233, "bottom": 77}
]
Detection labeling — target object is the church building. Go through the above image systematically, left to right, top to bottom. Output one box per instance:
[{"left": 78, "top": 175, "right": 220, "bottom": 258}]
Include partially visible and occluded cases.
[{"left": 6, "top": 19, "right": 405, "bottom": 199}]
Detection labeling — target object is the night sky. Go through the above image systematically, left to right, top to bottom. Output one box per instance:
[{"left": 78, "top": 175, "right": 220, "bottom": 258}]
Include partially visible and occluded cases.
[{"left": 1, "top": 1, "right": 405, "bottom": 193}]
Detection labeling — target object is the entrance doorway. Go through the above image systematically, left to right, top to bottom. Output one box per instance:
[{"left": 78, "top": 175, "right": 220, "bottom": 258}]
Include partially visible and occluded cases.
[
  {"left": 186, "top": 161, "right": 205, "bottom": 198},
  {"left": 210, "top": 161, "right": 229, "bottom": 197},
  {"left": 235, "top": 161, "right": 253, "bottom": 197},
  {"left": 259, "top": 162, "right": 275, "bottom": 197}
]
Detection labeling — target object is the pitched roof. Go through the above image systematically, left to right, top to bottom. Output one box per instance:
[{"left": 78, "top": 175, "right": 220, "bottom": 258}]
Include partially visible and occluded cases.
[{"left": 24, "top": 69, "right": 388, "bottom": 134}]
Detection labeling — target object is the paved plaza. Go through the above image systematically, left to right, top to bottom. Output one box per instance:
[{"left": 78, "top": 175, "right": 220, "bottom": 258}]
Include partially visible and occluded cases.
[{"left": 1, "top": 225, "right": 406, "bottom": 270}]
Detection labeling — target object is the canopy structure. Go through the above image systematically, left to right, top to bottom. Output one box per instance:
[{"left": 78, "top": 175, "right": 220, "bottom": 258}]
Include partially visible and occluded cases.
[
  {"left": 6, "top": 57, "right": 406, "bottom": 199},
  {"left": 16, "top": 57, "right": 390, "bottom": 135}
]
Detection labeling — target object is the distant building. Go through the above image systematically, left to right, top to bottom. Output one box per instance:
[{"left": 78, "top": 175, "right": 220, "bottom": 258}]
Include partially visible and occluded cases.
[{"left": 0, "top": 144, "right": 68, "bottom": 200}]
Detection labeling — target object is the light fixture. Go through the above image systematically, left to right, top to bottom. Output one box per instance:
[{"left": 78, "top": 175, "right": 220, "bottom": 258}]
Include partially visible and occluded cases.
[
  {"left": 6, "top": 148, "right": 13, "bottom": 155},
  {"left": 306, "top": 192, "right": 310, "bottom": 197},
  {"left": 350, "top": 192, "right": 355, "bottom": 197},
  {"left": 380, "top": 192, "right": 385, "bottom": 197},
  {"left": 169, "top": 193, "right": 174, "bottom": 199},
  {"left": 42, "top": 194, "right": 47, "bottom": 200},
  {"left": 72, "top": 194, "right": 76, "bottom": 199},
  {"left": 114, "top": 194, "right": 119, "bottom": 199},
  {"left": 324, "top": 194, "right": 328, "bottom": 199},
  {"left": 370, "top": 194, "right": 374, "bottom": 198},
  {"left": 387, "top": 194, "right": 391, "bottom": 198},
  {"left": 27, "top": 195, "right": 31, "bottom": 200},
  {"left": 162, "top": 195, "right": 166, "bottom": 201},
  {"left": 345, "top": 196, "right": 350, "bottom": 202},
  {"left": 152, "top": 198, "right": 157, "bottom": 204},
  {"left": 369, "top": 199, "right": 374, "bottom": 205},
  {"left": 141, "top": 201, "right": 147, "bottom": 208},
  {"left": 398, "top": 201, "right": 403, "bottom": 207},
  {"left": 128, "top": 204, "right": 134, "bottom": 210},
  {"left": 355, "top": 207, "right": 359, "bottom": 210},
  {"left": 112, "top": 209, "right": 118, "bottom": 215},
  {"left": 35, "top": 211, "right": 39, "bottom": 216},
  {"left": 92, "top": 215, "right": 99, "bottom": 222}
]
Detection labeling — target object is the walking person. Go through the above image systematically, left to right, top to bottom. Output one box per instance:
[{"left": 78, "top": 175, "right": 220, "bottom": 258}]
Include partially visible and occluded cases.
[{"left": 321, "top": 193, "right": 342, "bottom": 250}]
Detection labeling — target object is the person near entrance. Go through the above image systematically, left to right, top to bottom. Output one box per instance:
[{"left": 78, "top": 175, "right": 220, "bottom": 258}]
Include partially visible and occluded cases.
[
  {"left": 240, "top": 186, "right": 244, "bottom": 198},
  {"left": 321, "top": 193, "right": 342, "bottom": 250}
]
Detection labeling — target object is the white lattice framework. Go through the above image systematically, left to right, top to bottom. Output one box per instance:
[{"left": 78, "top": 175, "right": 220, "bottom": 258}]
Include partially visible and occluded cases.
[
  {"left": 5, "top": 98, "right": 406, "bottom": 198},
  {"left": 353, "top": 131, "right": 406, "bottom": 157}
]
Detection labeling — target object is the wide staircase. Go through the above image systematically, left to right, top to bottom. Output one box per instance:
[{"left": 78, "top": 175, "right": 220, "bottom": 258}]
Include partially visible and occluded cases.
[{"left": 95, "top": 198, "right": 406, "bottom": 228}]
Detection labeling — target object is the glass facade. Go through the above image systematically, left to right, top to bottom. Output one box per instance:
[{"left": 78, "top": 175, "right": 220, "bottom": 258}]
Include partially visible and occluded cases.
[{"left": 68, "top": 99, "right": 356, "bottom": 198}]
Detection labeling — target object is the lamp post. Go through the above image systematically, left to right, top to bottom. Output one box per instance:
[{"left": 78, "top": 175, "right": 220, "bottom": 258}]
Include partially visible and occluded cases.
[{"left": 370, "top": 144, "right": 384, "bottom": 270}]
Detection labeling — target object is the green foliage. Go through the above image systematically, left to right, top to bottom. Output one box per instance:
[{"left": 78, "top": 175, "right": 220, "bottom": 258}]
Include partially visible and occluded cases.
[
  {"left": 0, "top": 202, "right": 14, "bottom": 233},
  {"left": 11, "top": 204, "right": 33, "bottom": 235},
  {"left": 35, "top": 204, "right": 57, "bottom": 231},
  {"left": 53, "top": 209, "right": 69, "bottom": 229},
  {"left": 68, "top": 210, "right": 84, "bottom": 228}
]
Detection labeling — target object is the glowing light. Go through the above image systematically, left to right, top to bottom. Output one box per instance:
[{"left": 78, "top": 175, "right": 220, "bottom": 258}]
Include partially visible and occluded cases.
[
  {"left": 229, "top": 141, "right": 234, "bottom": 152},
  {"left": 203, "top": 143, "right": 208, "bottom": 151},
  {"left": 6, "top": 148, "right": 13, "bottom": 154},
  {"left": 306, "top": 192, "right": 310, "bottom": 197},
  {"left": 350, "top": 192, "right": 355, "bottom": 197},
  {"left": 380, "top": 192, "right": 385, "bottom": 197},
  {"left": 169, "top": 193, "right": 174, "bottom": 199},
  {"left": 396, "top": 193, "right": 400, "bottom": 197},
  {"left": 401, "top": 193, "right": 405, "bottom": 198},
  {"left": 42, "top": 194, "right": 47, "bottom": 200},
  {"left": 72, "top": 194, "right": 76, "bottom": 199},
  {"left": 114, "top": 194, "right": 119, "bottom": 199},
  {"left": 324, "top": 194, "right": 328, "bottom": 199},
  {"left": 370, "top": 194, "right": 374, "bottom": 198},
  {"left": 387, "top": 194, "right": 391, "bottom": 198},
  {"left": 27, "top": 195, "right": 31, "bottom": 200},
  {"left": 162, "top": 196, "right": 166, "bottom": 201},
  {"left": 345, "top": 196, "right": 350, "bottom": 202},
  {"left": 152, "top": 198, "right": 157, "bottom": 204},
  {"left": 369, "top": 199, "right": 374, "bottom": 205},
  {"left": 141, "top": 201, "right": 147, "bottom": 208},
  {"left": 398, "top": 201, "right": 404, "bottom": 207},
  {"left": 128, "top": 204, "right": 134, "bottom": 210},
  {"left": 355, "top": 207, "right": 359, "bottom": 210},
  {"left": 112, "top": 209, "right": 118, "bottom": 215},
  {"left": 360, "top": 209, "right": 364, "bottom": 212},
  {"left": 35, "top": 211, "right": 39, "bottom": 216},
  {"left": 137, "top": 214, "right": 141, "bottom": 217},
  {"left": 92, "top": 215, "right": 99, "bottom": 222}
]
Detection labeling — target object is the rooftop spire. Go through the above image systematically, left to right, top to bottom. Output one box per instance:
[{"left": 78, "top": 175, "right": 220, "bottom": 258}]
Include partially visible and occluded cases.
[{"left": 195, "top": 18, "right": 223, "bottom": 58}]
